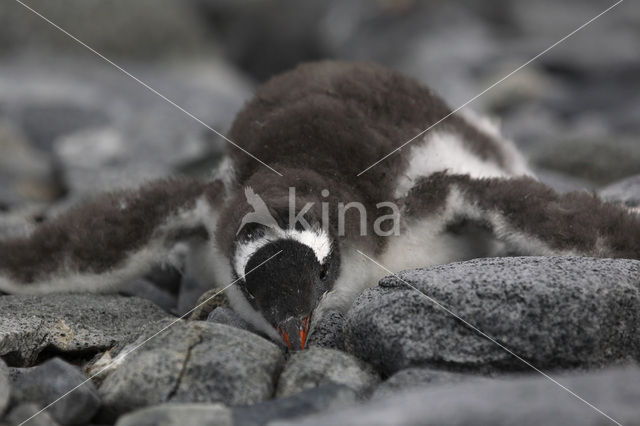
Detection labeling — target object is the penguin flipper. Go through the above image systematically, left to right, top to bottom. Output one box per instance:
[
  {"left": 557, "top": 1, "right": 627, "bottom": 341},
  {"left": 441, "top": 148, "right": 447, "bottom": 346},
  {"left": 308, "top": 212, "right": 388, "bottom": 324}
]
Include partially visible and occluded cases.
[
  {"left": 395, "top": 172, "right": 640, "bottom": 261},
  {"left": 0, "top": 178, "right": 225, "bottom": 294}
]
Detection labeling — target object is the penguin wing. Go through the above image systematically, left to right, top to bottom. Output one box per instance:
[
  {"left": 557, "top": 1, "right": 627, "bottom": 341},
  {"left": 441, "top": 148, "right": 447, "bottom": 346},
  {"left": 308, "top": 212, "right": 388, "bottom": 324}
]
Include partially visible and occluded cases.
[
  {"left": 389, "top": 172, "right": 640, "bottom": 267},
  {"left": 0, "top": 177, "right": 225, "bottom": 294}
]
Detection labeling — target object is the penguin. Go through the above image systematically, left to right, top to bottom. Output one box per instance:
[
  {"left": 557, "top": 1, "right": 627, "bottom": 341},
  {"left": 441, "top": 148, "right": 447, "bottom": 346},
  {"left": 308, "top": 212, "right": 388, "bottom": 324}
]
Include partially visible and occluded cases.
[{"left": 1, "top": 61, "right": 639, "bottom": 351}]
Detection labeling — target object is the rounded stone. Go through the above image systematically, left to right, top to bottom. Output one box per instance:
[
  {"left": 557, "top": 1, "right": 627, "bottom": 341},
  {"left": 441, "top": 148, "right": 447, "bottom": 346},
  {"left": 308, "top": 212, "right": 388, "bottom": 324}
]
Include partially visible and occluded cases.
[
  {"left": 345, "top": 257, "right": 640, "bottom": 374},
  {"left": 97, "top": 320, "right": 284, "bottom": 420},
  {"left": 276, "top": 347, "right": 379, "bottom": 398},
  {"left": 9, "top": 358, "right": 100, "bottom": 425}
]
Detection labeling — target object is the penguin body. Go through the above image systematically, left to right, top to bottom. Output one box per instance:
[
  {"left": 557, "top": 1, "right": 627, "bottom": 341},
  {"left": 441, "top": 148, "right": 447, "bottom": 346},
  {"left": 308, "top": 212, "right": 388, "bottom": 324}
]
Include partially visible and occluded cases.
[
  {"left": 2, "top": 61, "right": 639, "bottom": 350},
  {"left": 214, "top": 62, "right": 533, "bottom": 340}
]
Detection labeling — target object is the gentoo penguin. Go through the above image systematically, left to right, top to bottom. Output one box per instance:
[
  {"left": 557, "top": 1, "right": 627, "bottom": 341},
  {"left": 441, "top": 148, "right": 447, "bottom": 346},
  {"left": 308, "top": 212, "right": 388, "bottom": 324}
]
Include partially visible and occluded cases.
[{"left": 1, "top": 61, "right": 639, "bottom": 350}]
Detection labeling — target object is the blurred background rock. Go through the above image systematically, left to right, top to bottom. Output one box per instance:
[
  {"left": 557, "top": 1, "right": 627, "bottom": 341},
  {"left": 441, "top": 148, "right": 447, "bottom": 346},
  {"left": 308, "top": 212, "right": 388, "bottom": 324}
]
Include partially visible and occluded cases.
[{"left": 0, "top": 0, "right": 639, "bottom": 217}]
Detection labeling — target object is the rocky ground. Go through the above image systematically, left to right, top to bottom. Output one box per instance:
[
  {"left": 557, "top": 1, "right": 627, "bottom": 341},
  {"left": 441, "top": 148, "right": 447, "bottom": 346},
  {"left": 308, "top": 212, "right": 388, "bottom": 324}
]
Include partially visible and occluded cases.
[
  {"left": 1, "top": 0, "right": 640, "bottom": 425},
  {"left": 1, "top": 255, "right": 640, "bottom": 425}
]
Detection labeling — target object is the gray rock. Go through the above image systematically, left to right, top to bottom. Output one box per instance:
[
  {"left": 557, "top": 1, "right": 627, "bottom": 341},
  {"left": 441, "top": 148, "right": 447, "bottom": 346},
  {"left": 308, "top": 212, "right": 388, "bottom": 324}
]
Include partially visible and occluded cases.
[
  {"left": 0, "top": 0, "right": 217, "bottom": 60},
  {"left": 196, "top": 0, "right": 328, "bottom": 81},
  {"left": 513, "top": 0, "right": 638, "bottom": 72},
  {"left": 0, "top": 54, "right": 251, "bottom": 210},
  {"left": 20, "top": 103, "right": 110, "bottom": 153},
  {"left": 0, "top": 120, "right": 60, "bottom": 207},
  {"left": 530, "top": 138, "right": 640, "bottom": 186},
  {"left": 534, "top": 169, "right": 593, "bottom": 194},
  {"left": 600, "top": 175, "right": 640, "bottom": 209},
  {"left": 0, "top": 208, "right": 37, "bottom": 240},
  {"left": 345, "top": 257, "right": 640, "bottom": 374},
  {"left": 119, "top": 279, "right": 177, "bottom": 313},
  {"left": 188, "top": 288, "right": 231, "bottom": 321},
  {"left": 0, "top": 294, "right": 168, "bottom": 366},
  {"left": 206, "top": 307, "right": 252, "bottom": 332},
  {"left": 307, "top": 310, "right": 345, "bottom": 351},
  {"left": 97, "top": 320, "right": 283, "bottom": 421},
  {"left": 276, "top": 348, "right": 378, "bottom": 398},
  {"left": 9, "top": 358, "right": 100, "bottom": 425},
  {"left": 0, "top": 359, "right": 8, "bottom": 417},
  {"left": 274, "top": 365, "right": 640, "bottom": 426},
  {"left": 372, "top": 368, "right": 475, "bottom": 399},
  {"left": 233, "top": 384, "right": 356, "bottom": 426},
  {"left": 3, "top": 403, "right": 60, "bottom": 426},
  {"left": 115, "top": 403, "right": 231, "bottom": 426}
]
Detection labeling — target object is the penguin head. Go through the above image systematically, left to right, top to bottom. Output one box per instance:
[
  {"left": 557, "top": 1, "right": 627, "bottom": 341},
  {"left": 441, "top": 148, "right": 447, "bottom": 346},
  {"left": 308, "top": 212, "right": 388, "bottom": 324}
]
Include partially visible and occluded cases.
[{"left": 234, "top": 226, "right": 339, "bottom": 351}]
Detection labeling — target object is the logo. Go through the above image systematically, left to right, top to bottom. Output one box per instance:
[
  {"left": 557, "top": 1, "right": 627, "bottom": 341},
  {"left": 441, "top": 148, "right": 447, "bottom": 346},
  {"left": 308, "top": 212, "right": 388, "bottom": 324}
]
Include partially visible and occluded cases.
[
  {"left": 236, "top": 187, "right": 280, "bottom": 235},
  {"left": 237, "top": 187, "right": 401, "bottom": 237}
]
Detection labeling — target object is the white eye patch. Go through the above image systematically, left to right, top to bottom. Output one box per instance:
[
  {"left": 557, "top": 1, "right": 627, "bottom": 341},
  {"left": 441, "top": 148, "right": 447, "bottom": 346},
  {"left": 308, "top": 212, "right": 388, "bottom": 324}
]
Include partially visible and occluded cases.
[{"left": 233, "top": 227, "right": 331, "bottom": 280}]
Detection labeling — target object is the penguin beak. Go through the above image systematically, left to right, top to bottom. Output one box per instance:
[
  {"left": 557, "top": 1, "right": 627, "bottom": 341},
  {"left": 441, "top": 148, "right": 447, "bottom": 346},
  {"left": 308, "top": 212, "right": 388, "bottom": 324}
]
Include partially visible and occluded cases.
[{"left": 276, "top": 314, "right": 311, "bottom": 351}]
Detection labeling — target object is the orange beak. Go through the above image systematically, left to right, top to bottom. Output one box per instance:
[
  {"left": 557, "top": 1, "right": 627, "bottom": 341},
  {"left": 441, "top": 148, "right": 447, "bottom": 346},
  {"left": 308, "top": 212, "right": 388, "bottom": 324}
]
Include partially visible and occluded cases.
[{"left": 277, "top": 314, "right": 311, "bottom": 351}]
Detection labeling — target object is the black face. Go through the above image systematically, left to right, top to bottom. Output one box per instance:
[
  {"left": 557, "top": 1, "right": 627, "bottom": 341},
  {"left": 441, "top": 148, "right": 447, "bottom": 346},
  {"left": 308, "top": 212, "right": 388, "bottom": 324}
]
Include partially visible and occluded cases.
[{"left": 241, "top": 238, "right": 340, "bottom": 350}]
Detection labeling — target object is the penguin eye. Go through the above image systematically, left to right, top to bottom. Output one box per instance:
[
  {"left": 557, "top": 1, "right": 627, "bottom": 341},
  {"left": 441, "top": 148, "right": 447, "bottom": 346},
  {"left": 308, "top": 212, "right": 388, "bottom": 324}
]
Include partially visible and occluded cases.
[{"left": 319, "top": 264, "right": 329, "bottom": 281}]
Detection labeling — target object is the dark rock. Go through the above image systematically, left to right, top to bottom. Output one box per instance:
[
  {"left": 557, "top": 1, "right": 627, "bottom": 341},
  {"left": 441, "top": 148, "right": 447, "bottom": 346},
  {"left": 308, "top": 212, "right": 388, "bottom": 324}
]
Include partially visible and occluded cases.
[
  {"left": 0, "top": 0, "right": 217, "bottom": 60},
  {"left": 195, "top": 0, "right": 327, "bottom": 80},
  {"left": 513, "top": 0, "right": 638, "bottom": 72},
  {"left": 19, "top": 103, "right": 110, "bottom": 153},
  {"left": 0, "top": 120, "right": 61, "bottom": 207},
  {"left": 531, "top": 138, "right": 640, "bottom": 185},
  {"left": 600, "top": 174, "right": 640, "bottom": 209},
  {"left": 345, "top": 257, "right": 640, "bottom": 374},
  {"left": 119, "top": 279, "right": 177, "bottom": 313},
  {"left": 188, "top": 288, "right": 230, "bottom": 321},
  {"left": 0, "top": 294, "right": 169, "bottom": 366},
  {"left": 206, "top": 307, "right": 251, "bottom": 332},
  {"left": 307, "top": 310, "right": 345, "bottom": 351},
  {"left": 96, "top": 320, "right": 283, "bottom": 421},
  {"left": 276, "top": 348, "right": 378, "bottom": 398},
  {"left": 9, "top": 358, "right": 100, "bottom": 425},
  {"left": 0, "top": 359, "right": 8, "bottom": 417},
  {"left": 276, "top": 365, "right": 640, "bottom": 426},
  {"left": 372, "top": 368, "right": 475, "bottom": 399},
  {"left": 232, "top": 384, "right": 356, "bottom": 426},
  {"left": 3, "top": 403, "right": 60, "bottom": 426},
  {"left": 114, "top": 403, "right": 231, "bottom": 426}
]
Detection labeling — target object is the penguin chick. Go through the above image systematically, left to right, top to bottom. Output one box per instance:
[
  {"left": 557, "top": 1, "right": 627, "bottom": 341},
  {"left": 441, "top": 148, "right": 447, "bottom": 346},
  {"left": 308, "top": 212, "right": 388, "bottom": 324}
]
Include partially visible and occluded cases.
[{"left": 2, "top": 61, "right": 640, "bottom": 352}]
